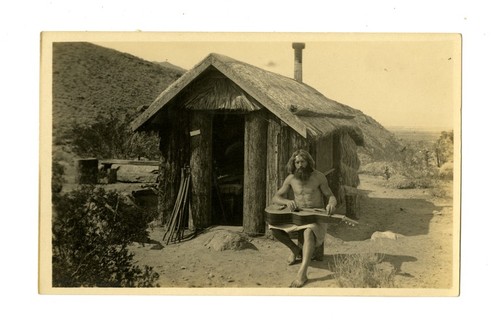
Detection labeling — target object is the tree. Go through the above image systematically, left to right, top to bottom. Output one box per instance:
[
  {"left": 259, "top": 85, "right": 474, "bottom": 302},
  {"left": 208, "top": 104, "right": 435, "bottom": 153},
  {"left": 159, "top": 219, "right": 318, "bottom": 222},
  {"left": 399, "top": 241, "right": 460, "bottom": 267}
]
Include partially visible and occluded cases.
[{"left": 67, "top": 112, "right": 160, "bottom": 160}]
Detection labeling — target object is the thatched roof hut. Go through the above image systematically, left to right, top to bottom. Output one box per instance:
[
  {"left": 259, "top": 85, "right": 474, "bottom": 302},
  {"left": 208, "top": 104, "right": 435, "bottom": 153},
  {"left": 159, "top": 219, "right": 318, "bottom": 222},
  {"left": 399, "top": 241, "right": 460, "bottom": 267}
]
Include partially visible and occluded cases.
[
  {"left": 132, "top": 47, "right": 364, "bottom": 235},
  {"left": 133, "top": 53, "right": 363, "bottom": 142}
]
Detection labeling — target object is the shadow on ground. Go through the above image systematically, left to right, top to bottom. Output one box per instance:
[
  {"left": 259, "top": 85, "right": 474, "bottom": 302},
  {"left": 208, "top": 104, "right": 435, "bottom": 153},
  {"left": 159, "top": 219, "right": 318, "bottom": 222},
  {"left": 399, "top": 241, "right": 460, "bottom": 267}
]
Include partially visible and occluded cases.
[{"left": 330, "top": 194, "right": 442, "bottom": 241}]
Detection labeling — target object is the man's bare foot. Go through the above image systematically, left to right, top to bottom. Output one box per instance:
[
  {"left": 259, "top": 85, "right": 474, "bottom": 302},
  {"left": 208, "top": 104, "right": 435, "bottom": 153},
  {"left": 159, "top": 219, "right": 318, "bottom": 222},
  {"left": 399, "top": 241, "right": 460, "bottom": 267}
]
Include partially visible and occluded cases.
[
  {"left": 287, "top": 251, "right": 302, "bottom": 266},
  {"left": 289, "top": 277, "right": 308, "bottom": 288}
]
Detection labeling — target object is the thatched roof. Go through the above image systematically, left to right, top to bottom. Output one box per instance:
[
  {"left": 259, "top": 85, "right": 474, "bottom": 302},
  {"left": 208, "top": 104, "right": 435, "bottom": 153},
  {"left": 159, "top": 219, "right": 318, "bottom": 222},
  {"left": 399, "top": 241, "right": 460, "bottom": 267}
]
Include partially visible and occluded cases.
[{"left": 132, "top": 53, "right": 364, "bottom": 145}]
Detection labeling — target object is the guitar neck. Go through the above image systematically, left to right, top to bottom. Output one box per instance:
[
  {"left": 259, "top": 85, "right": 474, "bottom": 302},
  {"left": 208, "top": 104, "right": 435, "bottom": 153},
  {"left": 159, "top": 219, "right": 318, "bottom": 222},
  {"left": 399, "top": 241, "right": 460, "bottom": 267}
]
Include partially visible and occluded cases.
[{"left": 298, "top": 208, "right": 358, "bottom": 226}]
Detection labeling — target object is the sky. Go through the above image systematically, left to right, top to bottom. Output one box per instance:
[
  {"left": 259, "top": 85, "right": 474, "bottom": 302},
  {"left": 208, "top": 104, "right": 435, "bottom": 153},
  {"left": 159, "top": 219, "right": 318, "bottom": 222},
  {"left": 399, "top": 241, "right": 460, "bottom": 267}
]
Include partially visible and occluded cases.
[{"left": 94, "top": 33, "right": 460, "bottom": 131}]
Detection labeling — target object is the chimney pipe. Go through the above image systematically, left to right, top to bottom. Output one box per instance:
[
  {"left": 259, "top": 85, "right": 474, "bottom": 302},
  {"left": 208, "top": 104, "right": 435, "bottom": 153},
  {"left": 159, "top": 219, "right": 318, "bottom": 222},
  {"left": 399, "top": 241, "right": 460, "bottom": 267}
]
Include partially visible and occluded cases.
[{"left": 292, "top": 42, "right": 305, "bottom": 82}]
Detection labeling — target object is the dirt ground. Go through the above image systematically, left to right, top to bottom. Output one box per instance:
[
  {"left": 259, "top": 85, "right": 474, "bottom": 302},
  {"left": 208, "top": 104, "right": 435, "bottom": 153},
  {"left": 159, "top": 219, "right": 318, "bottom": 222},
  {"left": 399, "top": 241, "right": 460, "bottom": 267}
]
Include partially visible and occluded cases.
[{"left": 128, "top": 174, "right": 455, "bottom": 291}]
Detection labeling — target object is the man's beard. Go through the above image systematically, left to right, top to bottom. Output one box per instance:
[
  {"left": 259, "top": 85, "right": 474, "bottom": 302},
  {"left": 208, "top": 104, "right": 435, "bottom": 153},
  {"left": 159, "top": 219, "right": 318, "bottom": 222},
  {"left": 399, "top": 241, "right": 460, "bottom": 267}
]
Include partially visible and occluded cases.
[{"left": 294, "top": 166, "right": 313, "bottom": 181}]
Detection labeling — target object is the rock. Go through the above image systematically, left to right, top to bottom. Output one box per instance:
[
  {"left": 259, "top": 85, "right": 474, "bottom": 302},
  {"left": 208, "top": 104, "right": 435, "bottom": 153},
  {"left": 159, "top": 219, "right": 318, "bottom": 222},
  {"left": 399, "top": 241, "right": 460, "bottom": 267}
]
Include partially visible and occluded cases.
[
  {"left": 114, "top": 164, "right": 158, "bottom": 183},
  {"left": 204, "top": 231, "right": 257, "bottom": 251},
  {"left": 370, "top": 231, "right": 404, "bottom": 241},
  {"left": 150, "top": 243, "right": 164, "bottom": 250}
]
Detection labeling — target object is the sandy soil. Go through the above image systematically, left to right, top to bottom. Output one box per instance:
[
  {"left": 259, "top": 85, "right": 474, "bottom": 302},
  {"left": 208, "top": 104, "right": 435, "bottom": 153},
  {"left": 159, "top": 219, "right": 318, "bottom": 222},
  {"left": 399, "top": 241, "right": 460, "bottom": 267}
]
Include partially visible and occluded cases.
[{"left": 128, "top": 174, "right": 455, "bottom": 290}]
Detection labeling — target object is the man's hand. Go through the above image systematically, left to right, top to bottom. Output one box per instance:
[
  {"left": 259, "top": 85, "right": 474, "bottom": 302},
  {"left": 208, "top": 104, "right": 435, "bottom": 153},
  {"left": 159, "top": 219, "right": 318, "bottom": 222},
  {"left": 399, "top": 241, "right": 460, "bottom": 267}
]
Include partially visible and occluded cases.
[
  {"left": 286, "top": 200, "right": 298, "bottom": 212},
  {"left": 326, "top": 203, "right": 336, "bottom": 215}
]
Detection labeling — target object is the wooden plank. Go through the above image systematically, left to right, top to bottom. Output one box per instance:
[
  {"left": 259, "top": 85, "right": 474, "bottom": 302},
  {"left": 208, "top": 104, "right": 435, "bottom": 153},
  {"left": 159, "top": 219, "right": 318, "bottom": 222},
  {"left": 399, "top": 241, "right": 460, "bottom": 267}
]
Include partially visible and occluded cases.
[
  {"left": 189, "top": 111, "right": 213, "bottom": 229},
  {"left": 243, "top": 111, "right": 268, "bottom": 235},
  {"left": 266, "top": 118, "right": 279, "bottom": 207},
  {"left": 278, "top": 123, "right": 290, "bottom": 187},
  {"left": 290, "top": 129, "right": 309, "bottom": 153},
  {"left": 330, "top": 133, "right": 342, "bottom": 203},
  {"left": 314, "top": 135, "right": 334, "bottom": 173},
  {"left": 100, "top": 159, "right": 160, "bottom": 166}
]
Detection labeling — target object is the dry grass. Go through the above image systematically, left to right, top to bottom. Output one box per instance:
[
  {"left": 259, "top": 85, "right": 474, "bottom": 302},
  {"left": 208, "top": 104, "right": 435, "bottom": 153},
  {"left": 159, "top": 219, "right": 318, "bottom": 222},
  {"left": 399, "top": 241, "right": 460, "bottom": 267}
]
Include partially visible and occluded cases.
[{"left": 329, "top": 253, "right": 396, "bottom": 288}]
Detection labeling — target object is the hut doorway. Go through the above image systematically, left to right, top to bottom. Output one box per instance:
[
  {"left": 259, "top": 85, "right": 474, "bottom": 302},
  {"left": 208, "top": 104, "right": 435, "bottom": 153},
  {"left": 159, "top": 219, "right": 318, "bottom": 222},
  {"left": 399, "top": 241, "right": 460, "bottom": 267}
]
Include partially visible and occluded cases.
[{"left": 212, "top": 114, "right": 245, "bottom": 225}]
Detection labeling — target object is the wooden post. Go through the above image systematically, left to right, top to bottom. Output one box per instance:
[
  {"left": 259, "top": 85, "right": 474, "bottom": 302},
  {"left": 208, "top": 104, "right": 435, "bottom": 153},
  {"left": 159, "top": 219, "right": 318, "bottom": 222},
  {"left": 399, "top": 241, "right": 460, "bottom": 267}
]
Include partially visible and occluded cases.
[
  {"left": 190, "top": 111, "right": 213, "bottom": 229},
  {"left": 243, "top": 111, "right": 268, "bottom": 235},
  {"left": 75, "top": 158, "right": 98, "bottom": 184}
]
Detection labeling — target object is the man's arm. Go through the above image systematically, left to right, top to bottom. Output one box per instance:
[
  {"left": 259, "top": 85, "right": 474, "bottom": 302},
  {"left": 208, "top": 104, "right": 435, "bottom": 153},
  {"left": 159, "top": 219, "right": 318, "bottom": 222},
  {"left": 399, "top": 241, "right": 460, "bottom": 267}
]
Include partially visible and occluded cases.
[
  {"left": 318, "top": 173, "right": 337, "bottom": 215},
  {"left": 272, "top": 175, "right": 297, "bottom": 211}
]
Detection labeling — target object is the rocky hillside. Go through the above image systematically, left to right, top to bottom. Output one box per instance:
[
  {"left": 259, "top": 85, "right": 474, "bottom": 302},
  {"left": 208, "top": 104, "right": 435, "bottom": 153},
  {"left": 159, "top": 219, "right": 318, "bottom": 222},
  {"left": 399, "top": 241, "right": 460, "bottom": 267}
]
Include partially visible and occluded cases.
[{"left": 52, "top": 42, "right": 186, "bottom": 142}]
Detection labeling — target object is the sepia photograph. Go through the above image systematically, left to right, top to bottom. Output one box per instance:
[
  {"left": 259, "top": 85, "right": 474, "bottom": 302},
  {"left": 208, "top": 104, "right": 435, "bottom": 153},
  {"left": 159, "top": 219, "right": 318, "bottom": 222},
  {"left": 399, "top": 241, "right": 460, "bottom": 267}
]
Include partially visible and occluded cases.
[{"left": 39, "top": 32, "right": 461, "bottom": 296}]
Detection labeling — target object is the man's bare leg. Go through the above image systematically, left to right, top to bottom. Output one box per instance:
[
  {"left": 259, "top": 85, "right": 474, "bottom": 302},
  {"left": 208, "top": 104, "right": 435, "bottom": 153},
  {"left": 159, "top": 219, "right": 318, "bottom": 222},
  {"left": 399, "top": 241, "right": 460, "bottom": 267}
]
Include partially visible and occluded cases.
[
  {"left": 290, "top": 228, "right": 315, "bottom": 287},
  {"left": 270, "top": 229, "right": 302, "bottom": 265}
]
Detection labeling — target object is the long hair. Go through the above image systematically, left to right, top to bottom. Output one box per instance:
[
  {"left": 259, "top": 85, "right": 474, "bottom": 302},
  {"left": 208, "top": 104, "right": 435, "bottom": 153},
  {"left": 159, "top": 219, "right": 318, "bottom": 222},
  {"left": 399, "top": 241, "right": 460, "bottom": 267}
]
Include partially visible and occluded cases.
[{"left": 286, "top": 149, "right": 315, "bottom": 174}]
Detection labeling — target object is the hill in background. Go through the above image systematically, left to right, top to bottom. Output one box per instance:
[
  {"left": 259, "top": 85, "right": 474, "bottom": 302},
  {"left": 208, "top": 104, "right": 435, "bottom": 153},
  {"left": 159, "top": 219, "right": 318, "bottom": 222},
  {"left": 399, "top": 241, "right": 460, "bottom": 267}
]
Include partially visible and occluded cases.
[
  {"left": 52, "top": 42, "right": 401, "bottom": 164},
  {"left": 52, "top": 42, "right": 186, "bottom": 143}
]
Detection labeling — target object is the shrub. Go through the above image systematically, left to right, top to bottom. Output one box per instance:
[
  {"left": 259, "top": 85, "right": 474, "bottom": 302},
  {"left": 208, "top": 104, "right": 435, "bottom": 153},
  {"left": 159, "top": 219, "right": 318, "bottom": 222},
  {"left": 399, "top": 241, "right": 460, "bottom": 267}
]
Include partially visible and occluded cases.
[
  {"left": 66, "top": 112, "right": 160, "bottom": 160},
  {"left": 361, "top": 130, "right": 454, "bottom": 188},
  {"left": 434, "top": 131, "right": 454, "bottom": 167},
  {"left": 52, "top": 160, "right": 65, "bottom": 195},
  {"left": 359, "top": 161, "right": 402, "bottom": 178},
  {"left": 438, "top": 161, "right": 454, "bottom": 180},
  {"left": 52, "top": 186, "right": 159, "bottom": 287},
  {"left": 329, "top": 253, "right": 396, "bottom": 288}
]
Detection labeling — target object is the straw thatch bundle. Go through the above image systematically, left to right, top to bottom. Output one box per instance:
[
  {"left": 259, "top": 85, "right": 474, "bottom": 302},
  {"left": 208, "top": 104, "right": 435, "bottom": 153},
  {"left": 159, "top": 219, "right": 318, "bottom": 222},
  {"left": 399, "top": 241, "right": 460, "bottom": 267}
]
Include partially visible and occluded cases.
[
  {"left": 339, "top": 133, "right": 361, "bottom": 188},
  {"left": 340, "top": 133, "right": 361, "bottom": 170},
  {"left": 340, "top": 162, "right": 360, "bottom": 187}
]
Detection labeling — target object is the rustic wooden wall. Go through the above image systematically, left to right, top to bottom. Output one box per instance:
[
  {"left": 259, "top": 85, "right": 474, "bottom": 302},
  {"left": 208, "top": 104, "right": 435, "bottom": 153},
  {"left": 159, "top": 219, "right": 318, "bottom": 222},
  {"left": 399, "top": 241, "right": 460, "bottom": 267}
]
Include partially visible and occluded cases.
[
  {"left": 157, "top": 110, "right": 189, "bottom": 225},
  {"left": 266, "top": 119, "right": 290, "bottom": 206}
]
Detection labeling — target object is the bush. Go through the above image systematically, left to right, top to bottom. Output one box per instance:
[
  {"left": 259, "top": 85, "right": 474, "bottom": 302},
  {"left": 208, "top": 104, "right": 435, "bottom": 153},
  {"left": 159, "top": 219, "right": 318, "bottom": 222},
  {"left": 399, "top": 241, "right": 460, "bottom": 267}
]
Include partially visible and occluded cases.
[
  {"left": 66, "top": 112, "right": 160, "bottom": 160},
  {"left": 361, "top": 131, "right": 454, "bottom": 188},
  {"left": 434, "top": 131, "right": 454, "bottom": 167},
  {"left": 52, "top": 160, "right": 65, "bottom": 195},
  {"left": 359, "top": 161, "right": 402, "bottom": 178},
  {"left": 438, "top": 161, "right": 454, "bottom": 180},
  {"left": 52, "top": 186, "right": 159, "bottom": 287},
  {"left": 329, "top": 253, "right": 396, "bottom": 288}
]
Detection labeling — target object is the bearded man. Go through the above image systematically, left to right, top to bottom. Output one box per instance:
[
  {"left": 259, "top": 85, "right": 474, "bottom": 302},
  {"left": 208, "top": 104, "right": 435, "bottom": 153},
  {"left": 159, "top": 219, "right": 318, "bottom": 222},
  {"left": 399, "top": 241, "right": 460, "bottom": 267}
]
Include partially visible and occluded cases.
[{"left": 270, "top": 149, "right": 337, "bottom": 288}]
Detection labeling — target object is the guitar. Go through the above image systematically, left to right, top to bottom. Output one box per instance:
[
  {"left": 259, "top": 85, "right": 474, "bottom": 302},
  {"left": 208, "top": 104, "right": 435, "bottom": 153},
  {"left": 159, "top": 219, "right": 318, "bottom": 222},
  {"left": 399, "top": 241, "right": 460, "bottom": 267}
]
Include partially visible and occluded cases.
[{"left": 264, "top": 204, "right": 358, "bottom": 227}]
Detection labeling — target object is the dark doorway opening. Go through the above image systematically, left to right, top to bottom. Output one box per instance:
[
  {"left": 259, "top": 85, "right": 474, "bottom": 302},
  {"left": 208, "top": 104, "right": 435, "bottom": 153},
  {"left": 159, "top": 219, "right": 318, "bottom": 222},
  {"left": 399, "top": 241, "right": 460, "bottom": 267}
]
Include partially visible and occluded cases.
[{"left": 212, "top": 114, "right": 245, "bottom": 225}]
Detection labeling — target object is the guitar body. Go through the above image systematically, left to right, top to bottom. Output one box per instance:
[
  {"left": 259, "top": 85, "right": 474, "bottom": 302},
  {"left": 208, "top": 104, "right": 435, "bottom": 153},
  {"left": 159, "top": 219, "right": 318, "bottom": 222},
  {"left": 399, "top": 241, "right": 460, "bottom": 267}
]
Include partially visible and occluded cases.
[{"left": 265, "top": 205, "right": 358, "bottom": 227}]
